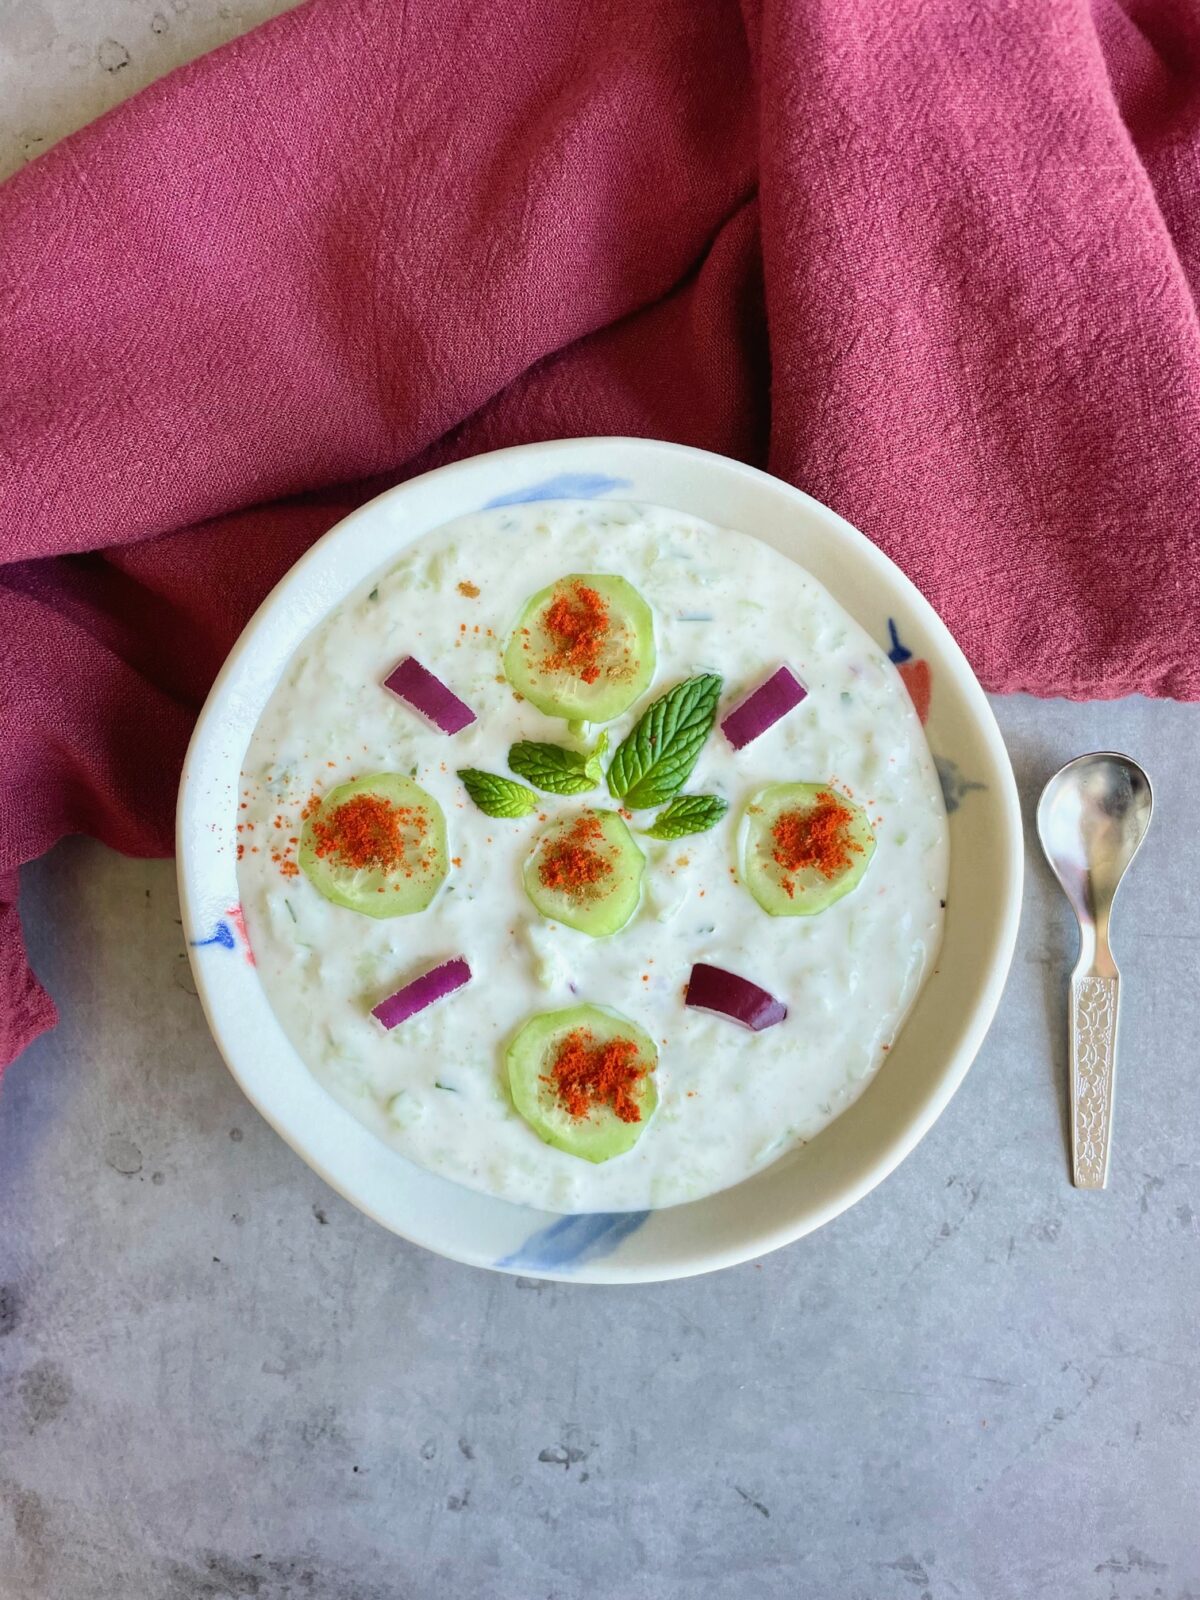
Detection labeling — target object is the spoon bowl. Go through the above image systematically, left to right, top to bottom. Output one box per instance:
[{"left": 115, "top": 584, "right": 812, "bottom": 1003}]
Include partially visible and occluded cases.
[
  {"left": 1036, "top": 752, "right": 1153, "bottom": 1187},
  {"left": 1037, "top": 752, "right": 1153, "bottom": 948}
]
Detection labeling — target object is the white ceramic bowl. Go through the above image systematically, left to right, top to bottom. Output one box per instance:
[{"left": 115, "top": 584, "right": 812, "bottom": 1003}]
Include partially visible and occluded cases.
[{"left": 178, "top": 438, "right": 1022, "bottom": 1282}]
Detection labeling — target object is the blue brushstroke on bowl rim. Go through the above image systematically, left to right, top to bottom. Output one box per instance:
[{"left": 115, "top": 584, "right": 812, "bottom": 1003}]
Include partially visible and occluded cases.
[
  {"left": 483, "top": 473, "right": 631, "bottom": 509},
  {"left": 886, "top": 617, "right": 913, "bottom": 664},
  {"left": 934, "top": 755, "right": 987, "bottom": 814},
  {"left": 498, "top": 1209, "right": 650, "bottom": 1272}
]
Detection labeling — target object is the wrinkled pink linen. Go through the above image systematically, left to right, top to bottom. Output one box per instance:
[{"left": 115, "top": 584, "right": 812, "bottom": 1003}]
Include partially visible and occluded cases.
[{"left": 2, "top": 0, "right": 1199, "bottom": 1067}]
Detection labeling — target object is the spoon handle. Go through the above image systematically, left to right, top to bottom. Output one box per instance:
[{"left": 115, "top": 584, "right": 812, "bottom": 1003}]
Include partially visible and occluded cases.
[{"left": 1070, "top": 969, "right": 1119, "bottom": 1188}]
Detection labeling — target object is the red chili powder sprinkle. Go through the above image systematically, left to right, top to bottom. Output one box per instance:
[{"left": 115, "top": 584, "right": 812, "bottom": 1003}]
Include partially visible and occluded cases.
[
  {"left": 457, "top": 580, "right": 480, "bottom": 598},
  {"left": 542, "top": 581, "right": 610, "bottom": 684},
  {"left": 771, "top": 791, "right": 861, "bottom": 898},
  {"left": 309, "top": 793, "right": 428, "bottom": 873},
  {"left": 537, "top": 814, "right": 612, "bottom": 899},
  {"left": 236, "top": 844, "right": 245, "bottom": 861},
  {"left": 279, "top": 860, "right": 299, "bottom": 878},
  {"left": 543, "top": 1028, "right": 650, "bottom": 1123}
]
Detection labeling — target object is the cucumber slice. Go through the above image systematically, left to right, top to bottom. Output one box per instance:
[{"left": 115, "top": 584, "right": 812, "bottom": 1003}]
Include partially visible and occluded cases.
[
  {"left": 503, "top": 573, "right": 655, "bottom": 722},
  {"left": 299, "top": 773, "right": 448, "bottom": 918},
  {"left": 740, "top": 782, "right": 875, "bottom": 916},
  {"left": 523, "top": 808, "right": 644, "bottom": 935},
  {"left": 506, "top": 1003, "right": 659, "bottom": 1162}
]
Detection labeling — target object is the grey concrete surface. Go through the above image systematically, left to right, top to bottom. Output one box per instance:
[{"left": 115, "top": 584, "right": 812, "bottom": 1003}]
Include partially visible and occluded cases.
[
  {"left": 0, "top": 0, "right": 300, "bottom": 184},
  {"left": 2, "top": 694, "right": 1198, "bottom": 1599}
]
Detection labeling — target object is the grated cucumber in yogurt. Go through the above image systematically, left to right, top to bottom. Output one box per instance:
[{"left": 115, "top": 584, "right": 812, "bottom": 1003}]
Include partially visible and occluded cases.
[{"left": 235, "top": 500, "right": 948, "bottom": 1212}]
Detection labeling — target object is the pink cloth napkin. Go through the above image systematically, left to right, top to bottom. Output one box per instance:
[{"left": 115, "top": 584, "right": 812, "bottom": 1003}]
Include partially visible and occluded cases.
[{"left": 2, "top": 0, "right": 1199, "bottom": 1068}]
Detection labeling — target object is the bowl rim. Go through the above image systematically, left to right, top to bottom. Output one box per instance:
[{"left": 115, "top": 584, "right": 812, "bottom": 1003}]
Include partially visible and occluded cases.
[{"left": 177, "top": 436, "right": 1023, "bottom": 1282}]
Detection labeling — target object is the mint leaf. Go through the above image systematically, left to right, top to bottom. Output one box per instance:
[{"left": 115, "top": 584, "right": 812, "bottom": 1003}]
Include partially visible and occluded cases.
[
  {"left": 607, "top": 674, "right": 723, "bottom": 808},
  {"left": 584, "top": 730, "right": 609, "bottom": 785},
  {"left": 509, "top": 731, "right": 609, "bottom": 795},
  {"left": 509, "top": 742, "right": 595, "bottom": 795},
  {"left": 457, "top": 769, "right": 538, "bottom": 818},
  {"left": 642, "top": 794, "right": 729, "bottom": 839}
]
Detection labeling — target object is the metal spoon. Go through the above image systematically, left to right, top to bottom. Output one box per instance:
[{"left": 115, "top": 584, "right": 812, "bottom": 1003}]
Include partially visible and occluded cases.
[{"left": 1036, "top": 753, "right": 1153, "bottom": 1188}]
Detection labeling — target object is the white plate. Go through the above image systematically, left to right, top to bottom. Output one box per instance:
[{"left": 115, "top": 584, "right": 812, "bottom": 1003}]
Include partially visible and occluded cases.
[{"left": 178, "top": 438, "right": 1022, "bottom": 1282}]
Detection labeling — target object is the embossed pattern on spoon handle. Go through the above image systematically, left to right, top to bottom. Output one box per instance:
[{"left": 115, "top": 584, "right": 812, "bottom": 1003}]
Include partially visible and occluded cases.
[{"left": 1070, "top": 971, "right": 1119, "bottom": 1189}]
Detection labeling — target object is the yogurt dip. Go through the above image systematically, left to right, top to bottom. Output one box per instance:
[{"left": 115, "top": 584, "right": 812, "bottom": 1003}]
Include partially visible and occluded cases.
[{"left": 236, "top": 500, "right": 948, "bottom": 1212}]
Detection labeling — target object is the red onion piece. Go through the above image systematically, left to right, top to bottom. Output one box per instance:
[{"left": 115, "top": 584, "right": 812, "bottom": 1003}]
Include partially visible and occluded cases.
[
  {"left": 384, "top": 656, "right": 476, "bottom": 735},
  {"left": 720, "top": 665, "right": 807, "bottom": 750},
  {"left": 372, "top": 957, "right": 472, "bottom": 1030},
  {"left": 684, "top": 962, "right": 787, "bottom": 1032}
]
